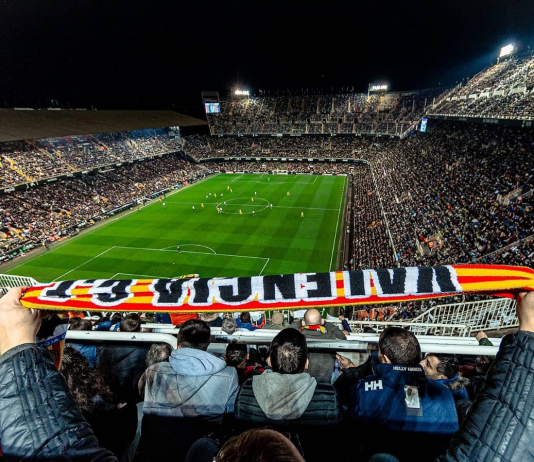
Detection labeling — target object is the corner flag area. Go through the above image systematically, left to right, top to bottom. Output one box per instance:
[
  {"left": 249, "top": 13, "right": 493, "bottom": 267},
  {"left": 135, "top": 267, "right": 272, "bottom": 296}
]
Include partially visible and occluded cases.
[{"left": 5, "top": 174, "right": 346, "bottom": 283}]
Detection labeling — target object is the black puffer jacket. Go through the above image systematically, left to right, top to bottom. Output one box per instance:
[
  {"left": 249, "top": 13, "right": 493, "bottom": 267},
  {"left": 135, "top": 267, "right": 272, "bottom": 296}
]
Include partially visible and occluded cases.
[
  {"left": 439, "top": 331, "right": 534, "bottom": 462},
  {"left": 0, "top": 343, "right": 116, "bottom": 461}
]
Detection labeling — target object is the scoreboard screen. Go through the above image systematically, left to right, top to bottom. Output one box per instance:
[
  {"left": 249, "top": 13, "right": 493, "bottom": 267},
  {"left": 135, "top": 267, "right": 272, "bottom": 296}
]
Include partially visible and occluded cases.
[
  {"left": 205, "top": 103, "right": 221, "bottom": 114},
  {"left": 420, "top": 117, "right": 428, "bottom": 133}
]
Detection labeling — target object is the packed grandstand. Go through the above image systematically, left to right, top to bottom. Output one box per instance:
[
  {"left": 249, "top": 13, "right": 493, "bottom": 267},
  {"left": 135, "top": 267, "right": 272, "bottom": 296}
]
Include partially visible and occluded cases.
[{"left": 0, "top": 49, "right": 534, "bottom": 462}]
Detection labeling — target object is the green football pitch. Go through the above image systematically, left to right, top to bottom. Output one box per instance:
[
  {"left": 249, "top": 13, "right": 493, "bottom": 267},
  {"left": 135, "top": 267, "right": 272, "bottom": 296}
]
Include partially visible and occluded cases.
[{"left": 4, "top": 173, "right": 347, "bottom": 283}]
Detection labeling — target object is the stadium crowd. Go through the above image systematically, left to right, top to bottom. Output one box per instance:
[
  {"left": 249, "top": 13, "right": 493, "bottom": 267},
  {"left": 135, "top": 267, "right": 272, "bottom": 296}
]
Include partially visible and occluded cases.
[
  {"left": 430, "top": 52, "right": 534, "bottom": 119},
  {"left": 207, "top": 88, "right": 442, "bottom": 136},
  {"left": 0, "top": 129, "right": 183, "bottom": 188},
  {"left": 0, "top": 287, "right": 533, "bottom": 462}
]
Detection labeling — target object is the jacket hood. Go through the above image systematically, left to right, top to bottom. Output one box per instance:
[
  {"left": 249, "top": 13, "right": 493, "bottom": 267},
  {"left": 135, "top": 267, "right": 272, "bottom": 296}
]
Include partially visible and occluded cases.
[
  {"left": 169, "top": 347, "right": 226, "bottom": 377},
  {"left": 146, "top": 348, "right": 227, "bottom": 407},
  {"left": 252, "top": 370, "right": 317, "bottom": 420}
]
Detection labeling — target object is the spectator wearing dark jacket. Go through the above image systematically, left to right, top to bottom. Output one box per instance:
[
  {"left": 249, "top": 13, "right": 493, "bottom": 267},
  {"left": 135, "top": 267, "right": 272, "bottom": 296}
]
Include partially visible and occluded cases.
[
  {"left": 0, "top": 287, "right": 116, "bottom": 461},
  {"left": 440, "top": 290, "right": 534, "bottom": 462},
  {"left": 291, "top": 308, "right": 346, "bottom": 383},
  {"left": 236, "top": 311, "right": 265, "bottom": 331},
  {"left": 265, "top": 311, "right": 290, "bottom": 330},
  {"left": 200, "top": 312, "right": 223, "bottom": 327},
  {"left": 97, "top": 313, "right": 150, "bottom": 404},
  {"left": 69, "top": 316, "right": 98, "bottom": 367},
  {"left": 349, "top": 327, "right": 459, "bottom": 462},
  {"left": 61, "top": 345, "right": 137, "bottom": 457},
  {"left": 420, "top": 353, "right": 469, "bottom": 401}
]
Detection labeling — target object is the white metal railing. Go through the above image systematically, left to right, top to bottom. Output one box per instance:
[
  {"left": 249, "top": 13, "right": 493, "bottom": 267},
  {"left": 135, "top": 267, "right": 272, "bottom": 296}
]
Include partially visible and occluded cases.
[
  {"left": 0, "top": 273, "right": 39, "bottom": 294},
  {"left": 410, "top": 297, "right": 517, "bottom": 331},
  {"left": 345, "top": 319, "right": 471, "bottom": 337},
  {"left": 66, "top": 330, "right": 178, "bottom": 348}
]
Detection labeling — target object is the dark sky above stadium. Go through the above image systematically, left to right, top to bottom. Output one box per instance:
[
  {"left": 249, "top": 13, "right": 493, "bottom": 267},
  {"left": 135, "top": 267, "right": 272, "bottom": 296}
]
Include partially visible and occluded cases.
[{"left": 1, "top": 0, "right": 533, "bottom": 116}]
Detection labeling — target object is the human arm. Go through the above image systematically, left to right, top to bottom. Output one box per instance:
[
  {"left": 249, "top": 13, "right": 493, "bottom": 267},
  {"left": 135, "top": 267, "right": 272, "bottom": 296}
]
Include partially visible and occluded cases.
[
  {"left": 0, "top": 288, "right": 116, "bottom": 461},
  {"left": 439, "top": 291, "right": 534, "bottom": 462}
]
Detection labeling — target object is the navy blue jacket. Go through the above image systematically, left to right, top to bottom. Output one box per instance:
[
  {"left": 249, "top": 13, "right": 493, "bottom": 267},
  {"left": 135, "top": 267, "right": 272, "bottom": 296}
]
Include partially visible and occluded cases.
[{"left": 350, "top": 363, "right": 459, "bottom": 462}]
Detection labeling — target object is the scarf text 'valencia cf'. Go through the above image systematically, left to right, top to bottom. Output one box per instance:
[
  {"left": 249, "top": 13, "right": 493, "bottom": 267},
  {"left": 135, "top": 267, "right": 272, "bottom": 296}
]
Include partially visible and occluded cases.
[{"left": 20, "top": 265, "right": 534, "bottom": 313}]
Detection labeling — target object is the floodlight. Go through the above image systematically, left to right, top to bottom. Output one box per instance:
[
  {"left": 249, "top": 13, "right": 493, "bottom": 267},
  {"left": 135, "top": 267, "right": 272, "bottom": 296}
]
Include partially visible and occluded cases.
[{"left": 499, "top": 44, "right": 514, "bottom": 58}]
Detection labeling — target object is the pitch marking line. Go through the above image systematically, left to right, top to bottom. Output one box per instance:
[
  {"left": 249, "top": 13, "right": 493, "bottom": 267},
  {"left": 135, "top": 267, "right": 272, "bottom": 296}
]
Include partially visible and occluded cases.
[
  {"left": 231, "top": 174, "right": 244, "bottom": 182},
  {"left": 329, "top": 177, "right": 346, "bottom": 271},
  {"left": 166, "top": 201, "right": 339, "bottom": 211},
  {"left": 162, "top": 244, "right": 217, "bottom": 254},
  {"left": 113, "top": 245, "right": 269, "bottom": 262},
  {"left": 53, "top": 247, "right": 116, "bottom": 281},
  {"left": 112, "top": 272, "right": 169, "bottom": 279}
]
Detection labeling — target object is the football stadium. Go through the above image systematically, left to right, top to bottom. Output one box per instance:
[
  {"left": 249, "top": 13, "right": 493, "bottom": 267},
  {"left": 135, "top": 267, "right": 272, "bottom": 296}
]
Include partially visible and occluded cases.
[{"left": 0, "top": 3, "right": 534, "bottom": 461}]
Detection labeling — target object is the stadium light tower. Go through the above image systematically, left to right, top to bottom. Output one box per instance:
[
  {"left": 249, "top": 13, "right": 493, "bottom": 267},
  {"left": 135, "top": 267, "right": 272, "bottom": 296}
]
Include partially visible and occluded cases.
[{"left": 499, "top": 44, "right": 514, "bottom": 59}]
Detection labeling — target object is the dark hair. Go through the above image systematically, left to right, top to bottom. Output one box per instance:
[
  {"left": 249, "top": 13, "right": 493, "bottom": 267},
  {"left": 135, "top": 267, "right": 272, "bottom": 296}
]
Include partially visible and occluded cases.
[
  {"left": 240, "top": 312, "right": 251, "bottom": 324},
  {"left": 110, "top": 313, "right": 122, "bottom": 325},
  {"left": 120, "top": 313, "right": 141, "bottom": 332},
  {"left": 69, "top": 317, "right": 93, "bottom": 331},
  {"left": 221, "top": 317, "right": 236, "bottom": 335},
  {"left": 178, "top": 319, "right": 211, "bottom": 350},
  {"left": 378, "top": 327, "right": 421, "bottom": 366},
  {"left": 269, "top": 328, "right": 308, "bottom": 374},
  {"left": 146, "top": 343, "right": 173, "bottom": 367},
  {"left": 225, "top": 343, "right": 247, "bottom": 367},
  {"left": 60, "top": 345, "right": 115, "bottom": 413},
  {"left": 431, "top": 354, "right": 460, "bottom": 379},
  {"left": 216, "top": 428, "right": 304, "bottom": 462}
]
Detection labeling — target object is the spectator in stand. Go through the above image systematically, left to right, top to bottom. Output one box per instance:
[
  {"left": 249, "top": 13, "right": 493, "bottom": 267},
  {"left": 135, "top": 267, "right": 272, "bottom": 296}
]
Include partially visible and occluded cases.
[
  {"left": 291, "top": 308, "right": 346, "bottom": 383},
  {"left": 236, "top": 311, "right": 265, "bottom": 331},
  {"left": 265, "top": 311, "right": 290, "bottom": 330},
  {"left": 155, "top": 312, "right": 172, "bottom": 324},
  {"left": 200, "top": 312, "right": 223, "bottom": 327},
  {"left": 97, "top": 313, "right": 151, "bottom": 404},
  {"left": 69, "top": 316, "right": 97, "bottom": 367},
  {"left": 221, "top": 316, "right": 236, "bottom": 335},
  {"left": 143, "top": 319, "right": 238, "bottom": 421},
  {"left": 348, "top": 327, "right": 458, "bottom": 462},
  {"left": 236, "top": 329, "right": 319, "bottom": 420},
  {"left": 138, "top": 342, "right": 173, "bottom": 399},
  {"left": 225, "top": 343, "right": 249, "bottom": 385},
  {"left": 60, "top": 345, "right": 138, "bottom": 458},
  {"left": 420, "top": 353, "right": 469, "bottom": 401},
  {"left": 185, "top": 428, "right": 305, "bottom": 462}
]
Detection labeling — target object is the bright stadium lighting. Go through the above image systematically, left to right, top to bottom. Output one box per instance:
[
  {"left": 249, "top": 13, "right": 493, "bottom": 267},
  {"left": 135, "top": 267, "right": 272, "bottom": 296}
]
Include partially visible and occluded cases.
[
  {"left": 499, "top": 44, "right": 514, "bottom": 58},
  {"left": 234, "top": 89, "right": 250, "bottom": 96}
]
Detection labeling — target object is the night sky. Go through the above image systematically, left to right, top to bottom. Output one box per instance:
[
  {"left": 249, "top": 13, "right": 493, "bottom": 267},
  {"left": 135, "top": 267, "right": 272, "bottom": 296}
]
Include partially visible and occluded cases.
[{"left": 1, "top": 0, "right": 533, "bottom": 116}]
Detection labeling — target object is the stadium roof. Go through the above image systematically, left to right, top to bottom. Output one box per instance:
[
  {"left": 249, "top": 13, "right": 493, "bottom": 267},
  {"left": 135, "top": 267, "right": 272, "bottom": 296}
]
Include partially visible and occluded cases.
[{"left": 0, "top": 109, "right": 207, "bottom": 142}]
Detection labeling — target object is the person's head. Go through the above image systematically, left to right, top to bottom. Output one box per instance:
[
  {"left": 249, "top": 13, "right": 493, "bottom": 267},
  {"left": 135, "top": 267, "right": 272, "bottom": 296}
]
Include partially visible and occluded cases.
[
  {"left": 303, "top": 308, "right": 322, "bottom": 326},
  {"left": 272, "top": 311, "right": 284, "bottom": 325},
  {"left": 200, "top": 312, "right": 220, "bottom": 323},
  {"left": 240, "top": 312, "right": 251, "bottom": 324},
  {"left": 110, "top": 313, "right": 122, "bottom": 325},
  {"left": 120, "top": 313, "right": 141, "bottom": 332},
  {"left": 68, "top": 317, "right": 93, "bottom": 331},
  {"left": 221, "top": 317, "right": 236, "bottom": 335},
  {"left": 178, "top": 319, "right": 211, "bottom": 350},
  {"left": 378, "top": 327, "right": 421, "bottom": 366},
  {"left": 268, "top": 328, "right": 308, "bottom": 374},
  {"left": 146, "top": 343, "right": 173, "bottom": 367},
  {"left": 225, "top": 343, "right": 248, "bottom": 368},
  {"left": 60, "top": 345, "right": 114, "bottom": 412},
  {"left": 420, "top": 353, "right": 460, "bottom": 380},
  {"left": 216, "top": 428, "right": 304, "bottom": 462}
]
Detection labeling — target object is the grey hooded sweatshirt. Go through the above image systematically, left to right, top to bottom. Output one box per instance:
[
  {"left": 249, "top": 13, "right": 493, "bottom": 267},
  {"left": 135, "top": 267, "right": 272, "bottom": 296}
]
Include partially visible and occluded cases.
[
  {"left": 143, "top": 347, "right": 238, "bottom": 420},
  {"left": 252, "top": 369, "right": 317, "bottom": 420}
]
